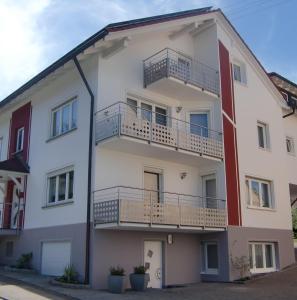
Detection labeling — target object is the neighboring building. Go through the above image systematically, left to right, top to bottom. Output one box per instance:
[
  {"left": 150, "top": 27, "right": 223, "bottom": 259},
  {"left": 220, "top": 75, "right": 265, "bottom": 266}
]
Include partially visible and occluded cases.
[
  {"left": 0, "top": 7, "right": 294, "bottom": 289},
  {"left": 270, "top": 72, "right": 297, "bottom": 209}
]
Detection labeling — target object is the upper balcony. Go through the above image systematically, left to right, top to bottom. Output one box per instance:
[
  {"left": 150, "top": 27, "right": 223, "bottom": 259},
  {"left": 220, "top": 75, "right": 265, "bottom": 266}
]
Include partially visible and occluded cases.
[
  {"left": 143, "top": 48, "right": 220, "bottom": 99},
  {"left": 95, "top": 102, "right": 223, "bottom": 163},
  {"left": 93, "top": 186, "right": 226, "bottom": 232}
]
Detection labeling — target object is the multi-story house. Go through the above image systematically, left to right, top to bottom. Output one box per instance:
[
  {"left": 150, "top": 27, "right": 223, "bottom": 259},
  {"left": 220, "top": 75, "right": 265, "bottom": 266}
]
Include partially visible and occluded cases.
[{"left": 0, "top": 7, "right": 294, "bottom": 289}]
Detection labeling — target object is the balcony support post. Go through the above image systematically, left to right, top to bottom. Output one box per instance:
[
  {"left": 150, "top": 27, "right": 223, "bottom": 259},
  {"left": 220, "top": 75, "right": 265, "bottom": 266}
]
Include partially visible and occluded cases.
[
  {"left": 117, "top": 187, "right": 120, "bottom": 225},
  {"left": 150, "top": 192, "right": 153, "bottom": 226},
  {"left": 178, "top": 195, "right": 181, "bottom": 227}
]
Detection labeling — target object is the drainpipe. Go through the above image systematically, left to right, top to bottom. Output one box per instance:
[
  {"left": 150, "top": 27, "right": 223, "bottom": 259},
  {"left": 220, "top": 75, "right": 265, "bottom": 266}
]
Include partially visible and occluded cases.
[
  {"left": 73, "top": 57, "right": 94, "bottom": 284},
  {"left": 283, "top": 98, "right": 296, "bottom": 118}
]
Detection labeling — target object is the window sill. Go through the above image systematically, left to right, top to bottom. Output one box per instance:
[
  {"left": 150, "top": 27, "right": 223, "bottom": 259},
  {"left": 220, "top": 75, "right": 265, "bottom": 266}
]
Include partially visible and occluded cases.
[
  {"left": 234, "top": 80, "right": 247, "bottom": 87},
  {"left": 46, "top": 127, "right": 77, "bottom": 143},
  {"left": 258, "top": 147, "right": 271, "bottom": 153},
  {"left": 287, "top": 152, "right": 295, "bottom": 157},
  {"left": 42, "top": 200, "right": 74, "bottom": 209},
  {"left": 247, "top": 206, "right": 275, "bottom": 212},
  {"left": 200, "top": 271, "right": 219, "bottom": 275}
]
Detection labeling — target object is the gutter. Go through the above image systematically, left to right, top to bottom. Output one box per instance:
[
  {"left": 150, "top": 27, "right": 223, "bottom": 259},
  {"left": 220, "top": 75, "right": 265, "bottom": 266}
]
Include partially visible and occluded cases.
[{"left": 73, "top": 57, "right": 94, "bottom": 284}]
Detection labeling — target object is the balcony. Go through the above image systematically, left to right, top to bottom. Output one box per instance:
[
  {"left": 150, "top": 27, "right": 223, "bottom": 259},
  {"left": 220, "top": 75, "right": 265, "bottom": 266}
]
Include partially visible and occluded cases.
[
  {"left": 143, "top": 48, "right": 220, "bottom": 98},
  {"left": 95, "top": 102, "right": 223, "bottom": 161},
  {"left": 93, "top": 186, "right": 226, "bottom": 231},
  {"left": 0, "top": 203, "right": 20, "bottom": 236}
]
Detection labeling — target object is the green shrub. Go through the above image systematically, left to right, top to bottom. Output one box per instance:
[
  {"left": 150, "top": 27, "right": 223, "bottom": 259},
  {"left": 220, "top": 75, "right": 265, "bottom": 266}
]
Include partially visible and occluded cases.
[
  {"left": 292, "top": 208, "right": 297, "bottom": 238},
  {"left": 16, "top": 252, "right": 33, "bottom": 269},
  {"left": 57, "top": 265, "right": 79, "bottom": 284},
  {"left": 133, "top": 265, "right": 146, "bottom": 274},
  {"left": 110, "top": 266, "right": 125, "bottom": 276}
]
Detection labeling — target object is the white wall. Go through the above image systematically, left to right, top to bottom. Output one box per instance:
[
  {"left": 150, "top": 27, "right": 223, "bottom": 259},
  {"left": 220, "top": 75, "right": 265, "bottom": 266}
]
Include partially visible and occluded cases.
[
  {"left": 217, "top": 21, "right": 292, "bottom": 230},
  {"left": 23, "top": 56, "right": 98, "bottom": 229}
]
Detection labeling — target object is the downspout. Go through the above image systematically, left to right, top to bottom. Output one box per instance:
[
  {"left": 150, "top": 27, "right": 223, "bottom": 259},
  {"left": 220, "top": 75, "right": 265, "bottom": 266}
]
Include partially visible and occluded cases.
[{"left": 73, "top": 57, "right": 94, "bottom": 284}]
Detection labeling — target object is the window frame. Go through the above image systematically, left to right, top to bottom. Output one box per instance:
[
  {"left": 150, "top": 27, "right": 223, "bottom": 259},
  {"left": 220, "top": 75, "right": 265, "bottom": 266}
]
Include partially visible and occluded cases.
[
  {"left": 232, "top": 61, "right": 247, "bottom": 85},
  {"left": 50, "top": 97, "right": 78, "bottom": 138},
  {"left": 126, "top": 97, "right": 168, "bottom": 126},
  {"left": 189, "top": 111, "right": 210, "bottom": 137},
  {"left": 257, "top": 121, "right": 270, "bottom": 150},
  {"left": 16, "top": 127, "right": 24, "bottom": 153},
  {"left": 286, "top": 136, "right": 295, "bottom": 155},
  {"left": 0, "top": 137, "right": 3, "bottom": 161},
  {"left": 46, "top": 167, "right": 75, "bottom": 206},
  {"left": 246, "top": 177, "right": 273, "bottom": 209},
  {"left": 202, "top": 241, "right": 219, "bottom": 275},
  {"left": 249, "top": 242, "right": 276, "bottom": 273}
]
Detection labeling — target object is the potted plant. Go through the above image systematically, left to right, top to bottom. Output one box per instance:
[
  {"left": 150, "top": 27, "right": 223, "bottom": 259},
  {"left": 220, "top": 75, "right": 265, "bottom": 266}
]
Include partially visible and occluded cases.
[
  {"left": 129, "top": 265, "right": 150, "bottom": 291},
  {"left": 108, "top": 266, "right": 125, "bottom": 293}
]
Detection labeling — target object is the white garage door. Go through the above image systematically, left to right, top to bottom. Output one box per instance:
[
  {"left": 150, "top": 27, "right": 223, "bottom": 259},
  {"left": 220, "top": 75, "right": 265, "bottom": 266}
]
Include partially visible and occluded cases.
[{"left": 41, "top": 241, "right": 71, "bottom": 276}]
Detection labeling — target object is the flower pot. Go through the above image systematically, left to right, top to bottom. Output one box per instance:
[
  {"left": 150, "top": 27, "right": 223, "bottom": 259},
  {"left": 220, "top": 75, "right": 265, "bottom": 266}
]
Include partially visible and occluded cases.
[
  {"left": 129, "top": 273, "right": 150, "bottom": 291},
  {"left": 108, "top": 275, "right": 125, "bottom": 294}
]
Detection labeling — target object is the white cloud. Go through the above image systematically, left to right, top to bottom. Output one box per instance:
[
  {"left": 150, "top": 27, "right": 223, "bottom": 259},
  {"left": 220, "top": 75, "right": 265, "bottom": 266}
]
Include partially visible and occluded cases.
[{"left": 0, "top": 0, "right": 51, "bottom": 99}]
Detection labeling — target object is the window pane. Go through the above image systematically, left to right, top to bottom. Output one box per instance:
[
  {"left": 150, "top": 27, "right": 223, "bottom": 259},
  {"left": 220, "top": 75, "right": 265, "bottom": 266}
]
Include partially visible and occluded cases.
[
  {"left": 233, "top": 64, "right": 241, "bottom": 82},
  {"left": 127, "top": 99, "right": 137, "bottom": 116},
  {"left": 71, "top": 100, "right": 78, "bottom": 129},
  {"left": 141, "top": 103, "right": 152, "bottom": 122},
  {"left": 62, "top": 105, "right": 70, "bottom": 133},
  {"left": 155, "top": 107, "right": 167, "bottom": 126},
  {"left": 53, "top": 110, "right": 61, "bottom": 136},
  {"left": 190, "top": 114, "right": 208, "bottom": 137},
  {"left": 258, "top": 125, "right": 265, "bottom": 148},
  {"left": 16, "top": 128, "right": 23, "bottom": 152},
  {"left": 68, "top": 171, "right": 74, "bottom": 199},
  {"left": 58, "top": 173, "right": 66, "bottom": 201},
  {"left": 48, "top": 177, "right": 56, "bottom": 203},
  {"left": 205, "top": 179, "right": 217, "bottom": 208},
  {"left": 251, "top": 181, "right": 260, "bottom": 207},
  {"left": 261, "top": 183, "right": 270, "bottom": 208},
  {"left": 207, "top": 244, "right": 218, "bottom": 269},
  {"left": 249, "top": 244, "right": 253, "bottom": 269},
  {"left": 255, "top": 244, "right": 264, "bottom": 268},
  {"left": 265, "top": 244, "right": 273, "bottom": 268}
]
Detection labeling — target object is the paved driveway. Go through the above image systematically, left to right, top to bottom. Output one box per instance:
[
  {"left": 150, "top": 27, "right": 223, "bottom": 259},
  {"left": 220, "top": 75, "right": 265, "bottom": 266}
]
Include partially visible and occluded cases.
[
  {"left": 0, "top": 265, "right": 297, "bottom": 300},
  {"left": 0, "top": 276, "right": 69, "bottom": 300}
]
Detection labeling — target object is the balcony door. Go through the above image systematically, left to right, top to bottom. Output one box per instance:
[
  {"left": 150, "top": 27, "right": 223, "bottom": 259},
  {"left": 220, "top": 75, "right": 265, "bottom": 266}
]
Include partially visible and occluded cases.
[
  {"left": 190, "top": 112, "right": 209, "bottom": 138},
  {"left": 144, "top": 171, "right": 160, "bottom": 203},
  {"left": 202, "top": 174, "right": 217, "bottom": 209}
]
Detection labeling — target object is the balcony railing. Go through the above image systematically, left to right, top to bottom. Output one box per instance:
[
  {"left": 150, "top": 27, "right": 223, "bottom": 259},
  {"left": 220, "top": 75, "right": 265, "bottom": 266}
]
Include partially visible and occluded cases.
[
  {"left": 143, "top": 48, "right": 220, "bottom": 95},
  {"left": 95, "top": 102, "right": 223, "bottom": 159},
  {"left": 93, "top": 186, "right": 226, "bottom": 229},
  {"left": 0, "top": 203, "right": 21, "bottom": 233}
]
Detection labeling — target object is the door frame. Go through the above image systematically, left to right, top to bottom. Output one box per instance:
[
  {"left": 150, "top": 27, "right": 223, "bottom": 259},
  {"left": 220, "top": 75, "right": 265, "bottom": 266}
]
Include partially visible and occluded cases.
[
  {"left": 143, "top": 170, "right": 163, "bottom": 203},
  {"left": 202, "top": 173, "right": 217, "bottom": 208},
  {"left": 143, "top": 239, "right": 165, "bottom": 288}
]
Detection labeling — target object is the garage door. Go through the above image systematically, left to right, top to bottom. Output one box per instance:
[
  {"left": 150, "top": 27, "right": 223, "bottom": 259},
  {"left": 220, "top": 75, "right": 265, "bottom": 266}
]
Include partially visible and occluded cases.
[{"left": 41, "top": 241, "right": 71, "bottom": 276}]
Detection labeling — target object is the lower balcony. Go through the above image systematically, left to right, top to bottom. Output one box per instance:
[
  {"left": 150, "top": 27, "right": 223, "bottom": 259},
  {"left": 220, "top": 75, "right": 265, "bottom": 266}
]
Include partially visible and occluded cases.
[
  {"left": 95, "top": 102, "right": 223, "bottom": 162},
  {"left": 93, "top": 186, "right": 226, "bottom": 232},
  {"left": 0, "top": 203, "right": 21, "bottom": 236}
]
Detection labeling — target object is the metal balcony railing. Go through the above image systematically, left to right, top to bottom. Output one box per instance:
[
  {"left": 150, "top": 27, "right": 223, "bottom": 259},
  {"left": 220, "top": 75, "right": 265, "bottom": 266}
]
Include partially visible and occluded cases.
[
  {"left": 143, "top": 48, "right": 220, "bottom": 95},
  {"left": 95, "top": 102, "right": 223, "bottom": 159},
  {"left": 93, "top": 186, "right": 226, "bottom": 228}
]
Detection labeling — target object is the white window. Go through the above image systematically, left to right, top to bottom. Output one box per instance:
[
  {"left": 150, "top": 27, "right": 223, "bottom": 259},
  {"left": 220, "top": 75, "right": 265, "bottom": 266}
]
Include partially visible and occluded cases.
[
  {"left": 233, "top": 61, "right": 247, "bottom": 84},
  {"left": 51, "top": 98, "right": 78, "bottom": 137},
  {"left": 127, "top": 98, "right": 167, "bottom": 126},
  {"left": 190, "top": 112, "right": 209, "bottom": 138},
  {"left": 257, "top": 122, "right": 270, "bottom": 149},
  {"left": 16, "top": 127, "right": 24, "bottom": 152},
  {"left": 286, "top": 137, "right": 295, "bottom": 155},
  {"left": 47, "top": 168, "right": 74, "bottom": 205},
  {"left": 246, "top": 177, "right": 273, "bottom": 209},
  {"left": 202, "top": 241, "right": 219, "bottom": 274},
  {"left": 249, "top": 242, "right": 276, "bottom": 273}
]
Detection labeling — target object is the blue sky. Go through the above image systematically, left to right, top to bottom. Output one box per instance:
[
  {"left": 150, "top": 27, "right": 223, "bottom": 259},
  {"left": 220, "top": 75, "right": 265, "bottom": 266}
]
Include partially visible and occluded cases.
[{"left": 0, "top": 0, "right": 296, "bottom": 100}]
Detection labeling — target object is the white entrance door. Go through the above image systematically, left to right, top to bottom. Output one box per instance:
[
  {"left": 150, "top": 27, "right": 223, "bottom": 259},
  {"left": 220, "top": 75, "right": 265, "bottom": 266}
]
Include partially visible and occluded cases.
[
  {"left": 202, "top": 174, "right": 217, "bottom": 208},
  {"left": 10, "top": 186, "right": 19, "bottom": 229},
  {"left": 41, "top": 241, "right": 71, "bottom": 276},
  {"left": 144, "top": 241, "right": 162, "bottom": 288}
]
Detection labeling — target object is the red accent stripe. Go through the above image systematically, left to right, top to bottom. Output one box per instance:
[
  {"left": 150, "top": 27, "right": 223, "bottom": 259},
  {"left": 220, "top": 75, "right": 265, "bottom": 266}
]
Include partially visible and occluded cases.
[{"left": 219, "top": 41, "right": 241, "bottom": 226}]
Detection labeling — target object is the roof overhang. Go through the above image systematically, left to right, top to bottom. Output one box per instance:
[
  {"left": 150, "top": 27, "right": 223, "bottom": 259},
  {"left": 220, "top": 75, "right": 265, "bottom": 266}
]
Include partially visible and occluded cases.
[
  {"left": 269, "top": 72, "right": 297, "bottom": 96},
  {"left": 0, "top": 156, "right": 29, "bottom": 184}
]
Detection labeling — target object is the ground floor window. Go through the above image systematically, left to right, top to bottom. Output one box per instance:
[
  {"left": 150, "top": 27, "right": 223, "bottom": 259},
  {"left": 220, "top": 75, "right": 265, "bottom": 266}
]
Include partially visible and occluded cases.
[
  {"left": 202, "top": 241, "right": 219, "bottom": 274},
  {"left": 249, "top": 242, "right": 276, "bottom": 273}
]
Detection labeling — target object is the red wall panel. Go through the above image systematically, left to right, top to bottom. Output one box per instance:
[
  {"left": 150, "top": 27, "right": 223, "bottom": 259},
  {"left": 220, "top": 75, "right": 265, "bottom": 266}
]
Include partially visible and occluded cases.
[{"left": 219, "top": 41, "right": 241, "bottom": 226}]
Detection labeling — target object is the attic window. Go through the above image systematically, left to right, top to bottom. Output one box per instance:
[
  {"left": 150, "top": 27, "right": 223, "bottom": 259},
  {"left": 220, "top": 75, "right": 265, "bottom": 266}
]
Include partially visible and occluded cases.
[{"left": 232, "top": 61, "right": 247, "bottom": 84}]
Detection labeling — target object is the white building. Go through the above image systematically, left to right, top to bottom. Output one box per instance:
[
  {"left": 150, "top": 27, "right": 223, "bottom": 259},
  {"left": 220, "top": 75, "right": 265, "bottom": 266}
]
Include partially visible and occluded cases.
[{"left": 0, "top": 7, "right": 294, "bottom": 289}]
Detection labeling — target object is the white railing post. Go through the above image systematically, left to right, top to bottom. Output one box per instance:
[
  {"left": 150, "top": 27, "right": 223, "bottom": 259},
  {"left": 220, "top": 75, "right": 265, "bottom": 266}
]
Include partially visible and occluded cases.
[
  {"left": 117, "top": 187, "right": 120, "bottom": 225},
  {"left": 178, "top": 195, "right": 181, "bottom": 227}
]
